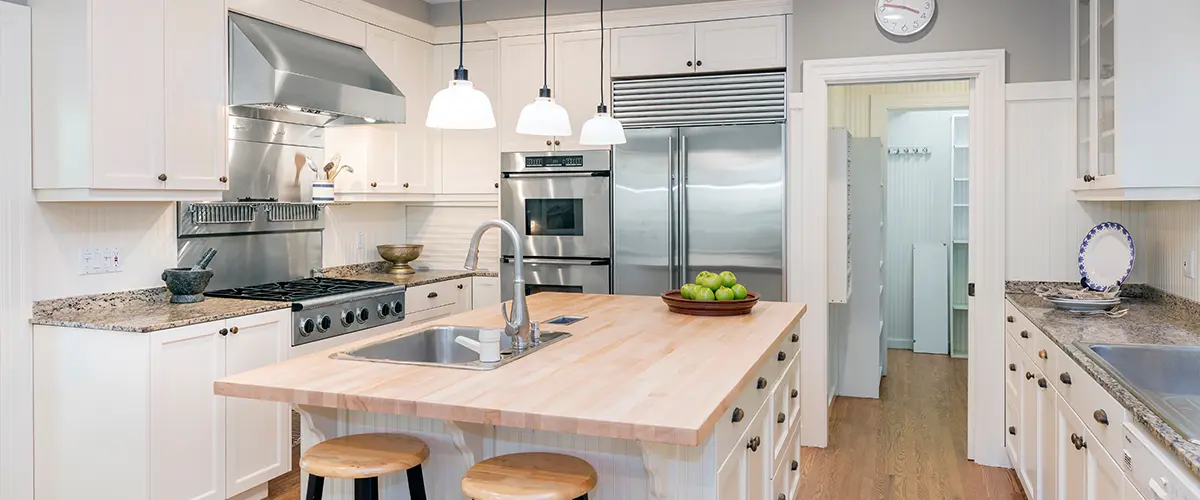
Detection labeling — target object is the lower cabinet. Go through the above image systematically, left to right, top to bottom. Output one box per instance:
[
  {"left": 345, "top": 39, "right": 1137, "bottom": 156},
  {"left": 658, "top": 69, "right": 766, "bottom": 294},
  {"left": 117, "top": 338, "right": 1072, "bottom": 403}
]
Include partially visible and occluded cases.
[
  {"left": 471, "top": 276, "right": 501, "bottom": 309},
  {"left": 405, "top": 278, "right": 473, "bottom": 324},
  {"left": 34, "top": 309, "right": 291, "bottom": 500}
]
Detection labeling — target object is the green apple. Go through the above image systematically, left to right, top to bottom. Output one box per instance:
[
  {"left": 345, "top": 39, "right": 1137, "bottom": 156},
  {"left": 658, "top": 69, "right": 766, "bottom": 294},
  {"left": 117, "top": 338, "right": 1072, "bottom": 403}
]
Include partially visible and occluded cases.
[
  {"left": 695, "top": 271, "right": 724, "bottom": 291},
  {"left": 719, "top": 271, "right": 738, "bottom": 287},
  {"left": 679, "top": 284, "right": 695, "bottom": 300},
  {"left": 732, "top": 284, "right": 748, "bottom": 300},
  {"left": 715, "top": 286, "right": 736, "bottom": 301},
  {"left": 693, "top": 287, "right": 716, "bottom": 301}
]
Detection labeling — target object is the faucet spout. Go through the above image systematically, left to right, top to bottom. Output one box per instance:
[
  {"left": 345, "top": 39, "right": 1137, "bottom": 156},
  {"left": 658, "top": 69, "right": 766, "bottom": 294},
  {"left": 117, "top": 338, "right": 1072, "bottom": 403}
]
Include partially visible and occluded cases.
[{"left": 464, "top": 220, "right": 532, "bottom": 350}]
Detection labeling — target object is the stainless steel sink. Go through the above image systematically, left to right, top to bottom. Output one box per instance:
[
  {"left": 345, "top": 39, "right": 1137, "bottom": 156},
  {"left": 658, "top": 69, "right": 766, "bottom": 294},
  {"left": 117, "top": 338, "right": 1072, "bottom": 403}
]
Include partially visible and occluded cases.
[
  {"left": 332, "top": 326, "right": 571, "bottom": 371},
  {"left": 1078, "top": 342, "right": 1200, "bottom": 444}
]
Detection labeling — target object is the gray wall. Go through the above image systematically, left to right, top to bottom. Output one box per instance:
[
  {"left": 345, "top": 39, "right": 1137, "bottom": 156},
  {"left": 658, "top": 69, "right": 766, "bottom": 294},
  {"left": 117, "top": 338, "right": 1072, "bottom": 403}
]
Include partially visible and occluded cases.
[
  {"left": 1, "top": 0, "right": 28, "bottom": 5},
  {"left": 366, "top": 0, "right": 431, "bottom": 23},
  {"left": 430, "top": 0, "right": 730, "bottom": 26},
  {"left": 793, "top": 0, "right": 1068, "bottom": 83}
]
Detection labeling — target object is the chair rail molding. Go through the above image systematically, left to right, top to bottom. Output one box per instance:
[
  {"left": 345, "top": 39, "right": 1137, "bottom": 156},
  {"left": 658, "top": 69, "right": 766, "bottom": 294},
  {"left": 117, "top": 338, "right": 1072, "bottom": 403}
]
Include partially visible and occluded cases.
[{"left": 799, "top": 49, "right": 1007, "bottom": 466}]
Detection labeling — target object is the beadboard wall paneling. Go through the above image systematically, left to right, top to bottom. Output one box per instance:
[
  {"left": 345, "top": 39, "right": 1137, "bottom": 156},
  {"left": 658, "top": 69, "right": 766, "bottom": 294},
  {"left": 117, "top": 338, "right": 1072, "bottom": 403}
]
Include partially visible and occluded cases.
[
  {"left": 0, "top": 4, "right": 33, "bottom": 499},
  {"left": 828, "top": 80, "right": 971, "bottom": 138},
  {"left": 1004, "top": 96, "right": 1148, "bottom": 283},
  {"left": 1142, "top": 201, "right": 1200, "bottom": 301},
  {"left": 322, "top": 203, "right": 408, "bottom": 267},
  {"left": 405, "top": 205, "right": 500, "bottom": 270}
]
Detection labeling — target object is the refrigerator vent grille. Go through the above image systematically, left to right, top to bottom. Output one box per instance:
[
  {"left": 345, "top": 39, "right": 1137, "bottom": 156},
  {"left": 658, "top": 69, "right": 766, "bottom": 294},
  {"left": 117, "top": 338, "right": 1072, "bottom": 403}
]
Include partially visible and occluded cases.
[{"left": 612, "top": 72, "right": 786, "bottom": 128}]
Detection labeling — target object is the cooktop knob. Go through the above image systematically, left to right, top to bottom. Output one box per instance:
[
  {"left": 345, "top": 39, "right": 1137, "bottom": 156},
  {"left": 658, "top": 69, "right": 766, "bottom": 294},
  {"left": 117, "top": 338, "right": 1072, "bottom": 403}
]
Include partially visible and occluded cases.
[
  {"left": 391, "top": 300, "right": 404, "bottom": 316},
  {"left": 378, "top": 302, "right": 391, "bottom": 317},
  {"left": 357, "top": 307, "right": 370, "bottom": 323},
  {"left": 341, "top": 310, "right": 356, "bottom": 327},
  {"left": 317, "top": 315, "right": 332, "bottom": 332},
  {"left": 298, "top": 318, "right": 316, "bottom": 337}
]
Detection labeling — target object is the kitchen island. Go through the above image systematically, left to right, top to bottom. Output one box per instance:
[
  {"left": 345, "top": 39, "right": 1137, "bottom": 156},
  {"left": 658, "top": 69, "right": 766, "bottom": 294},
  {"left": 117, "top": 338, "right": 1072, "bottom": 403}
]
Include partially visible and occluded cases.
[{"left": 215, "top": 293, "right": 806, "bottom": 499}]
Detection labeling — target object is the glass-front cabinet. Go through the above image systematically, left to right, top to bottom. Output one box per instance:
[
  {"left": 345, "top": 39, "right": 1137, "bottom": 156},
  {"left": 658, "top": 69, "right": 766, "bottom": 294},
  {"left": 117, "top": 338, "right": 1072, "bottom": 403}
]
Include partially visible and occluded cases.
[{"left": 1074, "top": 0, "right": 1116, "bottom": 189}]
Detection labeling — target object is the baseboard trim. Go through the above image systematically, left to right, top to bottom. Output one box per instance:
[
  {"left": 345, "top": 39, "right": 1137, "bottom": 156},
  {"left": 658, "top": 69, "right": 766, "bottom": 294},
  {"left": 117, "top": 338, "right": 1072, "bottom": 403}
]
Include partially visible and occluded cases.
[{"left": 887, "top": 338, "right": 914, "bottom": 349}]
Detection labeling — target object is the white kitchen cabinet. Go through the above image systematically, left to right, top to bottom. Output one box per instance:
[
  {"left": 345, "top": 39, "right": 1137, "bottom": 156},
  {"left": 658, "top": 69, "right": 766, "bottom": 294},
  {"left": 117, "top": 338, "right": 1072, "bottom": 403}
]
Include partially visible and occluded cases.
[
  {"left": 31, "top": 0, "right": 228, "bottom": 202},
  {"left": 1071, "top": 0, "right": 1200, "bottom": 200},
  {"left": 611, "top": 17, "right": 787, "bottom": 78},
  {"left": 553, "top": 30, "right": 611, "bottom": 151},
  {"left": 500, "top": 34, "right": 558, "bottom": 153},
  {"left": 436, "top": 41, "right": 503, "bottom": 194},
  {"left": 471, "top": 276, "right": 501, "bottom": 309},
  {"left": 405, "top": 278, "right": 473, "bottom": 325},
  {"left": 34, "top": 309, "right": 291, "bottom": 500},
  {"left": 1036, "top": 373, "right": 1059, "bottom": 500},
  {"left": 1058, "top": 399, "right": 1090, "bottom": 500},
  {"left": 717, "top": 400, "right": 770, "bottom": 500}
]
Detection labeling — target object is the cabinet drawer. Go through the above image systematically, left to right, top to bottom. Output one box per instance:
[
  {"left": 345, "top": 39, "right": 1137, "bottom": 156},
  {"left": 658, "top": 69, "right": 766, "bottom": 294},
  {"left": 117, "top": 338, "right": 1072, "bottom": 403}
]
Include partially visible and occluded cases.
[
  {"left": 406, "top": 279, "right": 468, "bottom": 314},
  {"left": 1004, "top": 304, "right": 1036, "bottom": 353},
  {"left": 1030, "top": 327, "right": 1057, "bottom": 373},
  {"left": 1006, "top": 333, "right": 1022, "bottom": 401},
  {"left": 1051, "top": 347, "right": 1083, "bottom": 403},
  {"left": 715, "top": 350, "right": 788, "bottom": 464},
  {"left": 771, "top": 360, "right": 798, "bottom": 468},
  {"left": 1076, "top": 372, "right": 1126, "bottom": 462},
  {"left": 787, "top": 434, "right": 801, "bottom": 498},
  {"left": 771, "top": 460, "right": 787, "bottom": 500}
]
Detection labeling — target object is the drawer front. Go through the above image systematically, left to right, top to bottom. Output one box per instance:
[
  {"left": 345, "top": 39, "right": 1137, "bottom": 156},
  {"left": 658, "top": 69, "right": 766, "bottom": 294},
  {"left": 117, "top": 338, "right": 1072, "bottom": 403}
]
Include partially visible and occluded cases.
[
  {"left": 406, "top": 279, "right": 468, "bottom": 314},
  {"left": 1005, "top": 313, "right": 1036, "bottom": 354},
  {"left": 1030, "top": 327, "right": 1057, "bottom": 373},
  {"left": 1006, "top": 333, "right": 1022, "bottom": 401},
  {"left": 1051, "top": 346, "right": 1082, "bottom": 402},
  {"left": 716, "top": 355, "right": 785, "bottom": 464},
  {"left": 787, "top": 355, "right": 801, "bottom": 424},
  {"left": 771, "top": 360, "right": 798, "bottom": 467},
  {"left": 1076, "top": 371, "right": 1126, "bottom": 462},
  {"left": 787, "top": 434, "right": 801, "bottom": 498},
  {"left": 772, "top": 459, "right": 787, "bottom": 500}
]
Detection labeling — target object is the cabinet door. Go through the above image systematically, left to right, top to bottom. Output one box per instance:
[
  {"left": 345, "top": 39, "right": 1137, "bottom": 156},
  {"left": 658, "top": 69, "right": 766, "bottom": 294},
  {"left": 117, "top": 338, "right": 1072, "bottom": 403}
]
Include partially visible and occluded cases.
[
  {"left": 91, "top": 0, "right": 165, "bottom": 190},
  {"left": 164, "top": 0, "right": 227, "bottom": 191},
  {"left": 694, "top": 17, "right": 787, "bottom": 73},
  {"left": 610, "top": 23, "right": 696, "bottom": 77},
  {"left": 553, "top": 30, "right": 610, "bottom": 151},
  {"left": 500, "top": 35, "right": 557, "bottom": 153},
  {"left": 439, "top": 41, "right": 502, "bottom": 194},
  {"left": 472, "top": 276, "right": 501, "bottom": 309},
  {"left": 224, "top": 312, "right": 290, "bottom": 497},
  {"left": 149, "top": 322, "right": 226, "bottom": 500},
  {"left": 1021, "top": 369, "right": 1039, "bottom": 492},
  {"left": 1037, "top": 375, "right": 1059, "bottom": 500},
  {"left": 1058, "top": 396, "right": 1089, "bottom": 500},
  {"left": 745, "top": 406, "right": 770, "bottom": 500},
  {"left": 1087, "top": 438, "right": 1123, "bottom": 500},
  {"left": 717, "top": 444, "right": 748, "bottom": 500}
]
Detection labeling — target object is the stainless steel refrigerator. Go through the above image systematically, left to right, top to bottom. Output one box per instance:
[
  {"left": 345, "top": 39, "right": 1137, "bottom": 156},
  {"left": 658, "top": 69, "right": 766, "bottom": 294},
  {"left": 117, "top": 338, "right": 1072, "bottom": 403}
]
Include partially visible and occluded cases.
[{"left": 612, "top": 123, "right": 786, "bottom": 300}]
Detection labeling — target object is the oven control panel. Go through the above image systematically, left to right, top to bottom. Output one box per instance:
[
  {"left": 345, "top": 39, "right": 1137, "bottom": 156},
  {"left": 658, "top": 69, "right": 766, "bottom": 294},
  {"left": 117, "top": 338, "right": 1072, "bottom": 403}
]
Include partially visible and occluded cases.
[{"left": 524, "top": 155, "right": 585, "bottom": 168}]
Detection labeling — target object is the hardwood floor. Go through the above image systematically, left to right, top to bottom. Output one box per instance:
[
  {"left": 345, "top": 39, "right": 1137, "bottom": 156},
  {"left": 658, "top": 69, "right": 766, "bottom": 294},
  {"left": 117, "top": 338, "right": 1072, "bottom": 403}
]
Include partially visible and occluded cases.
[
  {"left": 800, "top": 349, "right": 1026, "bottom": 500},
  {"left": 267, "top": 444, "right": 301, "bottom": 499}
]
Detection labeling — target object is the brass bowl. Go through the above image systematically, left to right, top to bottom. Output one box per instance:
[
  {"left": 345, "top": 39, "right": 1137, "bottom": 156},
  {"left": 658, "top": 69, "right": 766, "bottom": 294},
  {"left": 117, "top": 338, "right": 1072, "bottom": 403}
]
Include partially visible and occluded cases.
[{"left": 376, "top": 244, "right": 424, "bottom": 275}]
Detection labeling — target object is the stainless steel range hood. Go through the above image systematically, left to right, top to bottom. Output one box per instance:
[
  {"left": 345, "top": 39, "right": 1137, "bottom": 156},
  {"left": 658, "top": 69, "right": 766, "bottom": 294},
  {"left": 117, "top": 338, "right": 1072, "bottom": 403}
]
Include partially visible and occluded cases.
[{"left": 228, "top": 12, "right": 406, "bottom": 126}]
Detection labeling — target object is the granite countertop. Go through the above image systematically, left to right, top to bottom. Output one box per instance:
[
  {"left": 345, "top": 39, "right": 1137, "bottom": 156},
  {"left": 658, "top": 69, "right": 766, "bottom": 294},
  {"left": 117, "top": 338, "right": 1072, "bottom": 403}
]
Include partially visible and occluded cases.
[
  {"left": 322, "top": 261, "right": 498, "bottom": 287},
  {"left": 31, "top": 287, "right": 290, "bottom": 334},
  {"left": 1007, "top": 292, "right": 1200, "bottom": 478}
]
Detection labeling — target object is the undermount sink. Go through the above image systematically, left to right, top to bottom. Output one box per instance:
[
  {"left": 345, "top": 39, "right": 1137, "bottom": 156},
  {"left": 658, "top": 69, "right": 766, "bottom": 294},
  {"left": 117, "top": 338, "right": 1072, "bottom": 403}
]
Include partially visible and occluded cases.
[
  {"left": 332, "top": 326, "right": 571, "bottom": 371},
  {"left": 1078, "top": 342, "right": 1200, "bottom": 444}
]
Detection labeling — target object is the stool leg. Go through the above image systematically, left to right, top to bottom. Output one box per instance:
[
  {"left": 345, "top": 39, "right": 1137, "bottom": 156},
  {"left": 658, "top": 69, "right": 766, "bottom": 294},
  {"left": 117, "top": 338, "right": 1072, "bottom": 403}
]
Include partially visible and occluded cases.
[
  {"left": 406, "top": 465, "right": 428, "bottom": 500},
  {"left": 305, "top": 474, "right": 325, "bottom": 500},
  {"left": 353, "top": 477, "right": 379, "bottom": 500},
  {"left": 573, "top": 495, "right": 588, "bottom": 500}
]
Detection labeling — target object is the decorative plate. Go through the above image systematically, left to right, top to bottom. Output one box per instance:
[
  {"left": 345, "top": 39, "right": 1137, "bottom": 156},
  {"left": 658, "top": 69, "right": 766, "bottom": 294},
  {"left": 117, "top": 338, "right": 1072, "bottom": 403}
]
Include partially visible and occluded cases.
[{"left": 1078, "top": 222, "right": 1135, "bottom": 292}]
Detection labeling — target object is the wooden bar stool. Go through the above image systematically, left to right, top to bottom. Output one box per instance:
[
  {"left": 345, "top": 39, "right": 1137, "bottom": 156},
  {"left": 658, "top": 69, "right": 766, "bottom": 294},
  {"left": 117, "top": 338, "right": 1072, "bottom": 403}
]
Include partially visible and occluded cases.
[
  {"left": 300, "top": 433, "right": 429, "bottom": 500},
  {"left": 461, "top": 452, "right": 598, "bottom": 500}
]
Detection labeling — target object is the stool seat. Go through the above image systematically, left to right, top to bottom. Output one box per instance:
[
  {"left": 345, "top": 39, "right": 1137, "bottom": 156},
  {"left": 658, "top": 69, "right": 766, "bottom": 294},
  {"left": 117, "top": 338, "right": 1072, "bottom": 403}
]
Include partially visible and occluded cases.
[
  {"left": 300, "top": 433, "right": 429, "bottom": 479},
  {"left": 462, "top": 452, "right": 598, "bottom": 500}
]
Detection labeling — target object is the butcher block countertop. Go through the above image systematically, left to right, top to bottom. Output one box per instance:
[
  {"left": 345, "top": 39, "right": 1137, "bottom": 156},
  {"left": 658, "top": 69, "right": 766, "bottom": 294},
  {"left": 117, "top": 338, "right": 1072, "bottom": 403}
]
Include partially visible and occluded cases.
[{"left": 215, "top": 293, "right": 806, "bottom": 446}]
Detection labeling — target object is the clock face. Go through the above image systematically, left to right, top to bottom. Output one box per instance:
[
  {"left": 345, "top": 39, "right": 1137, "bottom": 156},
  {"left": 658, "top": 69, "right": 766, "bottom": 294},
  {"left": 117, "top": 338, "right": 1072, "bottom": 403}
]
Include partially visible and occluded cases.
[{"left": 875, "top": 0, "right": 935, "bottom": 37}]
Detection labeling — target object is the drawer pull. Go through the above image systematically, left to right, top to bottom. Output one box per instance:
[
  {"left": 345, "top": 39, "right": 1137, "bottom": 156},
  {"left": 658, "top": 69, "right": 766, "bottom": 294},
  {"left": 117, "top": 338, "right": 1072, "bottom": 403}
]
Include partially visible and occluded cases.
[
  {"left": 457, "top": 284, "right": 464, "bottom": 289},
  {"left": 428, "top": 292, "right": 438, "bottom": 298},
  {"left": 1007, "top": 315, "right": 1015, "bottom": 323},
  {"left": 230, "top": 327, "right": 239, "bottom": 334},
  {"left": 219, "top": 328, "right": 229, "bottom": 336},
  {"left": 1020, "top": 330, "right": 1030, "bottom": 339},
  {"left": 791, "top": 333, "right": 799, "bottom": 343},
  {"left": 1038, "top": 349, "right": 1048, "bottom": 359},
  {"left": 777, "top": 351, "right": 787, "bottom": 361},
  {"left": 1009, "top": 363, "right": 1016, "bottom": 372},
  {"left": 1025, "top": 372, "right": 1035, "bottom": 380},
  {"left": 1060, "top": 372, "right": 1072, "bottom": 385},
  {"left": 757, "top": 377, "right": 768, "bottom": 390},
  {"left": 1038, "top": 378, "right": 1047, "bottom": 389},
  {"left": 790, "top": 389, "right": 798, "bottom": 399},
  {"left": 731, "top": 407, "right": 744, "bottom": 423},
  {"left": 1093, "top": 409, "right": 1109, "bottom": 425},
  {"left": 777, "top": 412, "right": 785, "bottom": 424},
  {"left": 1009, "top": 426, "right": 1016, "bottom": 436},
  {"left": 1071, "top": 433, "right": 1087, "bottom": 450},
  {"left": 747, "top": 436, "right": 760, "bottom": 452},
  {"left": 791, "top": 460, "right": 799, "bottom": 471},
  {"left": 779, "top": 495, "right": 786, "bottom": 500}
]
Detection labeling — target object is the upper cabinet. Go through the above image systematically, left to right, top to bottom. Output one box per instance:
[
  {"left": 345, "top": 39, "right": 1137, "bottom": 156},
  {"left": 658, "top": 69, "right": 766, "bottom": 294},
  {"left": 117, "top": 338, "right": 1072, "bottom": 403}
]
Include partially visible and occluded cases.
[
  {"left": 31, "top": 0, "right": 229, "bottom": 201},
  {"left": 1072, "top": 0, "right": 1200, "bottom": 200},
  {"left": 611, "top": 16, "right": 787, "bottom": 78},
  {"left": 499, "top": 31, "right": 611, "bottom": 153},
  {"left": 435, "top": 41, "right": 503, "bottom": 194}
]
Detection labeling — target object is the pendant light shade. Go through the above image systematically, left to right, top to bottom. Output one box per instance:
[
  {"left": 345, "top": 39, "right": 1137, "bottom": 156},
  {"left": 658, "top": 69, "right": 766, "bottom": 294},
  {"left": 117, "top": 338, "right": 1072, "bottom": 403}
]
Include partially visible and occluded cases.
[
  {"left": 425, "top": 0, "right": 496, "bottom": 130},
  {"left": 517, "top": 0, "right": 572, "bottom": 137},
  {"left": 578, "top": 0, "right": 625, "bottom": 145}
]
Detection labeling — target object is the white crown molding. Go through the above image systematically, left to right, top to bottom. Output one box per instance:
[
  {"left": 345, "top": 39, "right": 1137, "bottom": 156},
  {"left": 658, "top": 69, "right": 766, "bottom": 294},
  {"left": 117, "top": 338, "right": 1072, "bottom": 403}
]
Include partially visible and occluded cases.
[
  {"left": 302, "top": 0, "right": 437, "bottom": 43},
  {"left": 486, "top": 0, "right": 792, "bottom": 38},
  {"left": 433, "top": 23, "right": 499, "bottom": 45}
]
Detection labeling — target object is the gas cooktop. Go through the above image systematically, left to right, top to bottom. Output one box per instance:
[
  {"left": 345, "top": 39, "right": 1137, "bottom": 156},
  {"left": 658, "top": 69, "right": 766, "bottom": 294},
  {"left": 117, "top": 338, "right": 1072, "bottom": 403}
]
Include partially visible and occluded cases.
[{"left": 205, "top": 277, "right": 394, "bottom": 302}]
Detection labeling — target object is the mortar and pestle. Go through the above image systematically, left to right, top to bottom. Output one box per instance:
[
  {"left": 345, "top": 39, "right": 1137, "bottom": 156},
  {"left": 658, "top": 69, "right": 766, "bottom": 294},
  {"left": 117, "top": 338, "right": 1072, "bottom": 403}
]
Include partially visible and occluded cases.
[{"left": 163, "top": 248, "right": 217, "bottom": 303}]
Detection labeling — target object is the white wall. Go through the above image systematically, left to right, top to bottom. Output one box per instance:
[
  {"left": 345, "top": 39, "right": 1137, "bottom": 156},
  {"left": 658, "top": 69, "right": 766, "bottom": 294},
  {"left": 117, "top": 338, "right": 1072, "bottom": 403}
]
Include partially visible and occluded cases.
[
  {"left": 1139, "top": 202, "right": 1200, "bottom": 301},
  {"left": 324, "top": 204, "right": 409, "bottom": 268},
  {"left": 405, "top": 205, "right": 500, "bottom": 270}
]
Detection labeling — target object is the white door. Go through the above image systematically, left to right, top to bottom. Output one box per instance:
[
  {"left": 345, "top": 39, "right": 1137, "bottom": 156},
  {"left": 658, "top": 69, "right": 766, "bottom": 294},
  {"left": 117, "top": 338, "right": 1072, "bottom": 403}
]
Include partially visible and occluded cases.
[
  {"left": 91, "top": 0, "right": 165, "bottom": 190},
  {"left": 163, "top": 0, "right": 227, "bottom": 191},
  {"left": 693, "top": 17, "right": 788, "bottom": 73},
  {"left": 610, "top": 23, "right": 696, "bottom": 77},
  {"left": 367, "top": 25, "right": 435, "bottom": 194},
  {"left": 553, "top": 29, "right": 610, "bottom": 151},
  {"left": 500, "top": 35, "right": 557, "bottom": 153},
  {"left": 438, "top": 40, "right": 502, "bottom": 194},
  {"left": 471, "top": 277, "right": 501, "bottom": 309},
  {"left": 224, "top": 312, "right": 290, "bottom": 497},
  {"left": 149, "top": 321, "right": 226, "bottom": 500},
  {"left": 1021, "top": 368, "right": 1039, "bottom": 491},
  {"left": 1037, "top": 375, "right": 1059, "bottom": 500},
  {"left": 1058, "top": 396, "right": 1088, "bottom": 500},
  {"left": 744, "top": 406, "right": 770, "bottom": 500},
  {"left": 1087, "top": 440, "right": 1124, "bottom": 500},
  {"left": 717, "top": 445, "right": 748, "bottom": 500}
]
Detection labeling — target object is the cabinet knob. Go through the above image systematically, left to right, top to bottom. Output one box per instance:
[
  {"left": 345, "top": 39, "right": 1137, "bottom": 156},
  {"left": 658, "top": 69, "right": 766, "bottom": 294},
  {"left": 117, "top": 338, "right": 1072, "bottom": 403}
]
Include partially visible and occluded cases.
[
  {"left": 686, "top": 60, "right": 693, "bottom": 67},
  {"left": 696, "top": 60, "right": 703, "bottom": 67},
  {"left": 547, "top": 140, "right": 553, "bottom": 146},
  {"left": 158, "top": 173, "right": 168, "bottom": 182},
  {"left": 1084, "top": 174, "right": 1095, "bottom": 182},
  {"left": 219, "top": 176, "right": 228, "bottom": 183},
  {"left": 370, "top": 181, "right": 378, "bottom": 188},
  {"left": 403, "top": 182, "right": 409, "bottom": 188},
  {"left": 495, "top": 182, "right": 500, "bottom": 188},
  {"left": 457, "top": 284, "right": 464, "bottom": 289},
  {"left": 428, "top": 292, "right": 438, "bottom": 299},
  {"left": 1007, "top": 315, "right": 1015, "bottom": 323},
  {"left": 229, "top": 326, "right": 239, "bottom": 335},
  {"left": 219, "top": 328, "right": 229, "bottom": 336},
  {"left": 1020, "top": 330, "right": 1030, "bottom": 339},
  {"left": 791, "top": 333, "right": 799, "bottom": 343},
  {"left": 1038, "top": 349, "right": 1048, "bottom": 359},
  {"left": 777, "top": 351, "right": 787, "bottom": 362},
  {"left": 1009, "top": 363, "right": 1016, "bottom": 372},
  {"left": 1025, "top": 372, "right": 1034, "bottom": 380},
  {"left": 1060, "top": 372, "right": 1072, "bottom": 385},
  {"left": 756, "top": 377, "right": 768, "bottom": 390},
  {"left": 1038, "top": 378, "right": 1047, "bottom": 389},
  {"left": 790, "top": 389, "right": 798, "bottom": 399},
  {"left": 731, "top": 407, "right": 744, "bottom": 423},
  {"left": 1093, "top": 409, "right": 1109, "bottom": 425},
  {"left": 777, "top": 412, "right": 785, "bottom": 424},
  {"left": 1008, "top": 426, "right": 1016, "bottom": 436},
  {"left": 1071, "top": 433, "right": 1087, "bottom": 450},
  {"left": 747, "top": 436, "right": 760, "bottom": 452},
  {"left": 791, "top": 460, "right": 798, "bottom": 471},
  {"left": 778, "top": 495, "right": 786, "bottom": 500}
]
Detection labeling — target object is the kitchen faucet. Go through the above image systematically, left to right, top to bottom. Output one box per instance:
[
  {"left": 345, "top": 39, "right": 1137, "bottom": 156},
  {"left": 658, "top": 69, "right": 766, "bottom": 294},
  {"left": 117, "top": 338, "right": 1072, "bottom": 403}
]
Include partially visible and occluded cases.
[{"left": 464, "top": 220, "right": 533, "bottom": 350}]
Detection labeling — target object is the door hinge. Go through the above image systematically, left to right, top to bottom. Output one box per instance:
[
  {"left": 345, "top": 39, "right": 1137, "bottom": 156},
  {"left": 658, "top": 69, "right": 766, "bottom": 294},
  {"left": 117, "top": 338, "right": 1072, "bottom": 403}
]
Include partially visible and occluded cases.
[{"left": 967, "top": 282, "right": 975, "bottom": 297}]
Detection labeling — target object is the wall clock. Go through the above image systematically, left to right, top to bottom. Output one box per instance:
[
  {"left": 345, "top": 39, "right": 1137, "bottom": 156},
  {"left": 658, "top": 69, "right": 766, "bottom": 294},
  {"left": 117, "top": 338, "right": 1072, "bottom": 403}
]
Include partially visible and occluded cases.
[{"left": 875, "top": 0, "right": 935, "bottom": 37}]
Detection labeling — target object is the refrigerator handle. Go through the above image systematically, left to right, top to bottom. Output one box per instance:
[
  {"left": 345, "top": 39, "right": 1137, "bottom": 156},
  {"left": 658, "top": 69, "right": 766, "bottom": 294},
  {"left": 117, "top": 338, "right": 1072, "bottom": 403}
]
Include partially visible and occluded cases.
[
  {"left": 667, "top": 134, "right": 678, "bottom": 288},
  {"left": 679, "top": 134, "right": 689, "bottom": 283}
]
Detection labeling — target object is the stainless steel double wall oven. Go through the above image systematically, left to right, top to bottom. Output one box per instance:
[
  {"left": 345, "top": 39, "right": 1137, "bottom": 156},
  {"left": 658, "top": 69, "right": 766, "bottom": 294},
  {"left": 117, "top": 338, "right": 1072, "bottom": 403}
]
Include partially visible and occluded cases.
[{"left": 499, "top": 151, "right": 612, "bottom": 300}]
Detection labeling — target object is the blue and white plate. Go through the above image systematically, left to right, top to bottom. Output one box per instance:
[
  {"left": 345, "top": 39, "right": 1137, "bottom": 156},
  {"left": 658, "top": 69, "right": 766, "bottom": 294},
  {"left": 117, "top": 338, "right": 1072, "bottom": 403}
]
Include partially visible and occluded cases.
[{"left": 1079, "top": 222, "right": 1135, "bottom": 292}]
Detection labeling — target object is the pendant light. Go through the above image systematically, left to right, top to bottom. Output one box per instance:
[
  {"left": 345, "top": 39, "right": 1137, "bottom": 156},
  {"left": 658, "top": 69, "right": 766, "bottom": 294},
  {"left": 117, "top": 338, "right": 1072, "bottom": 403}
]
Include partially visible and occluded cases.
[
  {"left": 426, "top": 0, "right": 496, "bottom": 129},
  {"left": 516, "top": 0, "right": 572, "bottom": 137},
  {"left": 579, "top": 0, "right": 626, "bottom": 145}
]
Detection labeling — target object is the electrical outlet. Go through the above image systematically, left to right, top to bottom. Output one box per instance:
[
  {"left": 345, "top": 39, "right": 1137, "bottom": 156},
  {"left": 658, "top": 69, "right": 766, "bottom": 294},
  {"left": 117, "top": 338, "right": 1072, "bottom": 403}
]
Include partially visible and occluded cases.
[
  {"left": 355, "top": 231, "right": 365, "bottom": 251},
  {"left": 78, "top": 247, "right": 122, "bottom": 275},
  {"left": 1186, "top": 249, "right": 1197, "bottom": 280}
]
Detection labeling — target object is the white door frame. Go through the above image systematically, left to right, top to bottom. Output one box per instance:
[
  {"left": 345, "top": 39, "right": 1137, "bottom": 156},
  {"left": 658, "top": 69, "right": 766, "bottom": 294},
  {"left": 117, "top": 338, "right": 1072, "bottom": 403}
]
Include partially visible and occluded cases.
[{"left": 796, "top": 49, "right": 1007, "bottom": 467}]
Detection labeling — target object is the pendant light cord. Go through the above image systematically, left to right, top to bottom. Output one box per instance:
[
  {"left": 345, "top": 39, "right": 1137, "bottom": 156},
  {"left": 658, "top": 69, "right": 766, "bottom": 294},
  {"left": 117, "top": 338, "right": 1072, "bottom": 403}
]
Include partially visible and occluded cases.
[
  {"left": 458, "top": 0, "right": 464, "bottom": 70},
  {"left": 542, "top": 0, "right": 549, "bottom": 90},
  {"left": 598, "top": 0, "right": 605, "bottom": 109}
]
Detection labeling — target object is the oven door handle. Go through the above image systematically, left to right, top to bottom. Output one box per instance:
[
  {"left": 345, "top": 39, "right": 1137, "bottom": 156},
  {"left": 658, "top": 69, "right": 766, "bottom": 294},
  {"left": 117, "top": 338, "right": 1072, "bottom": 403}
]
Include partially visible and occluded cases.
[
  {"left": 501, "top": 171, "right": 610, "bottom": 178},
  {"left": 502, "top": 257, "right": 610, "bottom": 266}
]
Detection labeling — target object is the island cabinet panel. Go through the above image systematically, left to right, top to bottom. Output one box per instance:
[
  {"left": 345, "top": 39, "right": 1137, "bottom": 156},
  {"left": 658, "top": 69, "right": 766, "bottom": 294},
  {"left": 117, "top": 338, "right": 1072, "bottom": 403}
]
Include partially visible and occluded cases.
[
  {"left": 404, "top": 278, "right": 472, "bottom": 324},
  {"left": 223, "top": 314, "right": 291, "bottom": 497}
]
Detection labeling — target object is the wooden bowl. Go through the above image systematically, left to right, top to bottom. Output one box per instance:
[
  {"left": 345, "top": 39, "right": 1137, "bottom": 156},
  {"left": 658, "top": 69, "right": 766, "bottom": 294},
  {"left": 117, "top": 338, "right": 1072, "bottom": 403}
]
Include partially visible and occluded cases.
[{"left": 660, "top": 289, "right": 760, "bottom": 316}]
